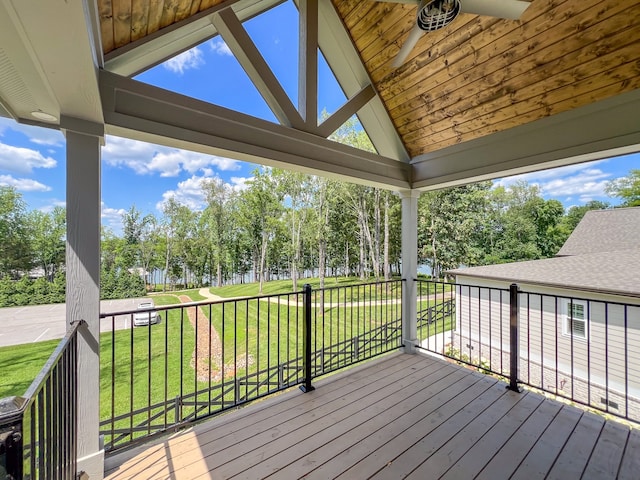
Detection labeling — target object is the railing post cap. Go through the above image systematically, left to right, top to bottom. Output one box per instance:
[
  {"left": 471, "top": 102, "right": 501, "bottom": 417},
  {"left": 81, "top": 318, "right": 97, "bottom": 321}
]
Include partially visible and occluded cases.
[{"left": 0, "top": 396, "right": 26, "bottom": 414}]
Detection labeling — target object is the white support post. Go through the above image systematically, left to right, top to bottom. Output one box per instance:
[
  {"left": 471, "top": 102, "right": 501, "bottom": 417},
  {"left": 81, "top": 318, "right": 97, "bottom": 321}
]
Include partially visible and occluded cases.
[
  {"left": 64, "top": 117, "right": 104, "bottom": 479},
  {"left": 400, "top": 189, "right": 420, "bottom": 354}
]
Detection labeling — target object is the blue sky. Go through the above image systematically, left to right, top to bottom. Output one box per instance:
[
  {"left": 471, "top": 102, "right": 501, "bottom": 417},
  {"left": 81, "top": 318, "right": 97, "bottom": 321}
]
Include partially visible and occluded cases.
[{"left": 0, "top": 0, "right": 637, "bottom": 234}]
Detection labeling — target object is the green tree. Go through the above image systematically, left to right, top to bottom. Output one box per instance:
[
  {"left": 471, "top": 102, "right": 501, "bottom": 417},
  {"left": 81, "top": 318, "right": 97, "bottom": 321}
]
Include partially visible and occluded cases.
[
  {"left": 237, "top": 169, "right": 283, "bottom": 293},
  {"left": 605, "top": 169, "right": 640, "bottom": 207},
  {"left": 202, "top": 177, "right": 235, "bottom": 287},
  {"left": 418, "top": 182, "right": 491, "bottom": 279},
  {"left": 480, "top": 182, "right": 565, "bottom": 264},
  {"left": 0, "top": 186, "right": 33, "bottom": 278},
  {"left": 560, "top": 200, "right": 610, "bottom": 233},
  {"left": 28, "top": 206, "right": 65, "bottom": 280}
]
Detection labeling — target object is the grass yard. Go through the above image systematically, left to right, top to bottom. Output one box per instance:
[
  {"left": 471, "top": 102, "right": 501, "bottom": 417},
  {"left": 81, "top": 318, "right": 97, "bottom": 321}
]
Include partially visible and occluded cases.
[
  {"left": 211, "top": 276, "right": 404, "bottom": 301},
  {"left": 0, "top": 279, "right": 457, "bottom": 450},
  {"left": 0, "top": 339, "right": 59, "bottom": 398}
]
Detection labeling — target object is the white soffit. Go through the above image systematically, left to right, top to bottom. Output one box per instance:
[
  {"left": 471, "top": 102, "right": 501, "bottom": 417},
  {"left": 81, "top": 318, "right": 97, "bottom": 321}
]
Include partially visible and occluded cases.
[{"left": 0, "top": 0, "right": 103, "bottom": 126}]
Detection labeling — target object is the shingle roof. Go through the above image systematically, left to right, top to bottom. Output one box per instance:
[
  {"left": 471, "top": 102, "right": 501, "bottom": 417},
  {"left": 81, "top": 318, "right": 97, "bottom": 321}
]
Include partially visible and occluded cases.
[
  {"left": 449, "top": 207, "right": 640, "bottom": 297},
  {"left": 557, "top": 207, "right": 640, "bottom": 256},
  {"left": 449, "top": 249, "right": 640, "bottom": 297}
]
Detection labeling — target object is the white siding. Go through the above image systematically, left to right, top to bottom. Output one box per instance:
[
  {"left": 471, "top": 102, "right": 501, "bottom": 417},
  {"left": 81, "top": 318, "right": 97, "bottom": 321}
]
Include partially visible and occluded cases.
[{"left": 454, "top": 275, "right": 640, "bottom": 420}]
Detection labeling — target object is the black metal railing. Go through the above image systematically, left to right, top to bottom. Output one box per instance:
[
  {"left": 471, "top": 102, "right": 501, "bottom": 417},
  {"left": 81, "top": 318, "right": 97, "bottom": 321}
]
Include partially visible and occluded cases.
[
  {"left": 99, "top": 279, "right": 404, "bottom": 452},
  {"left": 417, "top": 279, "right": 640, "bottom": 423},
  {"left": 0, "top": 321, "right": 82, "bottom": 480}
]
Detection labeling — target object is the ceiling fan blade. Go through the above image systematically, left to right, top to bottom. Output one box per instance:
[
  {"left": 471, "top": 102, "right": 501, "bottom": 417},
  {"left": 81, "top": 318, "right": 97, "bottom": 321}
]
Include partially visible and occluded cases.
[
  {"left": 460, "top": 0, "right": 531, "bottom": 19},
  {"left": 392, "top": 24, "right": 424, "bottom": 68}
]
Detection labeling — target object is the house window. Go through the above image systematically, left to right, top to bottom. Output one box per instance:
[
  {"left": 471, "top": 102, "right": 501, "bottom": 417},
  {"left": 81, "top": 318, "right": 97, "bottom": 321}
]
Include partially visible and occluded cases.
[{"left": 564, "top": 299, "right": 588, "bottom": 339}]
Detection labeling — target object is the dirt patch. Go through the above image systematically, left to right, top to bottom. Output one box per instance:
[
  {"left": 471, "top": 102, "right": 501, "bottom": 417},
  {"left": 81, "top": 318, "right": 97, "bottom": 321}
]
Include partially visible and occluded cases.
[{"left": 177, "top": 295, "right": 253, "bottom": 382}]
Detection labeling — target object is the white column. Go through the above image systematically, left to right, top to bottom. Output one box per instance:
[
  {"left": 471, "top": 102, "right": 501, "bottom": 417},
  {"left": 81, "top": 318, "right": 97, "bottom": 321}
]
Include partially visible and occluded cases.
[
  {"left": 63, "top": 117, "right": 104, "bottom": 479},
  {"left": 400, "top": 189, "right": 420, "bottom": 354}
]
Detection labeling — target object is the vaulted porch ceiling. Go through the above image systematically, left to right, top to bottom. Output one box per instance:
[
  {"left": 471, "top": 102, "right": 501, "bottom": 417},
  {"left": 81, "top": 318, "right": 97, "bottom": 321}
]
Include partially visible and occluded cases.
[{"left": 1, "top": 0, "right": 639, "bottom": 190}]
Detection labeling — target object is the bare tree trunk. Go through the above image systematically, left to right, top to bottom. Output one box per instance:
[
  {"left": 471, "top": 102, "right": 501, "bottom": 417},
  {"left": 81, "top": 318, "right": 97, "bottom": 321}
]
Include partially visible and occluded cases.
[
  {"left": 374, "top": 189, "right": 381, "bottom": 279},
  {"left": 383, "top": 193, "right": 390, "bottom": 281},
  {"left": 359, "top": 215, "right": 366, "bottom": 280},
  {"left": 431, "top": 216, "right": 439, "bottom": 280},
  {"left": 259, "top": 232, "right": 268, "bottom": 293},
  {"left": 163, "top": 239, "right": 170, "bottom": 292},
  {"left": 344, "top": 241, "right": 349, "bottom": 277}
]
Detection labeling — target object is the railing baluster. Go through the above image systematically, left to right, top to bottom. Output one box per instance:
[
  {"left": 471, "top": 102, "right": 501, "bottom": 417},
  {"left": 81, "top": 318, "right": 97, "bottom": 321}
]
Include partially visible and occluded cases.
[
  {"left": 507, "top": 283, "right": 521, "bottom": 392},
  {"left": 300, "top": 284, "right": 315, "bottom": 392}
]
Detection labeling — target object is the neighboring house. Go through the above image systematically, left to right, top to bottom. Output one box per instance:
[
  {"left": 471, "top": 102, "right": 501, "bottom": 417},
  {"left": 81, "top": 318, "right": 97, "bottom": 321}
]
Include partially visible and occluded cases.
[{"left": 448, "top": 207, "right": 640, "bottom": 420}]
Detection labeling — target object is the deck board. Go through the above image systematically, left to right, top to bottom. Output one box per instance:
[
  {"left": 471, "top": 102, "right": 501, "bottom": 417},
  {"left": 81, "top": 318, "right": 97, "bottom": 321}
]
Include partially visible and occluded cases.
[
  {"left": 104, "top": 352, "right": 635, "bottom": 480},
  {"left": 509, "top": 405, "right": 583, "bottom": 480}
]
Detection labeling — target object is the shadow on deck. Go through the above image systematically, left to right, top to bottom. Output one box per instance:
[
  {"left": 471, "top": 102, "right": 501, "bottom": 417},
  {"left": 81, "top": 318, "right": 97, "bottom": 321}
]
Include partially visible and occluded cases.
[{"left": 104, "top": 352, "right": 639, "bottom": 479}]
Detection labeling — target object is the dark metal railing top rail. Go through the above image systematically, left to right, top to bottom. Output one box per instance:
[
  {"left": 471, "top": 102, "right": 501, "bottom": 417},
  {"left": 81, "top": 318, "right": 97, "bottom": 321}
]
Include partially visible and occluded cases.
[
  {"left": 99, "top": 279, "right": 404, "bottom": 452},
  {"left": 417, "top": 279, "right": 640, "bottom": 424},
  {"left": 0, "top": 320, "right": 83, "bottom": 480}
]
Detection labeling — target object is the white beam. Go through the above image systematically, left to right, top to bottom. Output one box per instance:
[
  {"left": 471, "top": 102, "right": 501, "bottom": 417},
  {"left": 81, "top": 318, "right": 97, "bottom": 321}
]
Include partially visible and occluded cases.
[
  {"left": 299, "top": 0, "right": 318, "bottom": 128},
  {"left": 211, "top": 7, "right": 304, "bottom": 129},
  {"left": 100, "top": 71, "right": 410, "bottom": 189},
  {"left": 317, "top": 84, "right": 376, "bottom": 138},
  {"left": 412, "top": 89, "right": 640, "bottom": 190},
  {"left": 63, "top": 117, "right": 104, "bottom": 479},
  {"left": 400, "top": 189, "right": 420, "bottom": 354}
]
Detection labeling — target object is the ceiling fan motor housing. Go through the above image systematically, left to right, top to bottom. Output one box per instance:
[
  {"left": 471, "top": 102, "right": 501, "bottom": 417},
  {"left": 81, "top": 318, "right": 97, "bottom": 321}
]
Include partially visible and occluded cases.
[{"left": 417, "top": 0, "right": 461, "bottom": 31}]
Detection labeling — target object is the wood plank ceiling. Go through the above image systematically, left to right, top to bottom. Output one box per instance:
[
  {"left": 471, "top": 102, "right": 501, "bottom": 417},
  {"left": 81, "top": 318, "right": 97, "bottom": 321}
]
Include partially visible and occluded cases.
[
  {"left": 98, "top": 0, "right": 640, "bottom": 160},
  {"left": 99, "top": 0, "right": 231, "bottom": 53}
]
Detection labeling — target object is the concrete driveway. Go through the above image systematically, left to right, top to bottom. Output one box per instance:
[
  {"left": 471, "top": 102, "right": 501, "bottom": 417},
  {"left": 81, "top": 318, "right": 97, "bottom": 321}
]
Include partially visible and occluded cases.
[{"left": 0, "top": 298, "right": 152, "bottom": 348}]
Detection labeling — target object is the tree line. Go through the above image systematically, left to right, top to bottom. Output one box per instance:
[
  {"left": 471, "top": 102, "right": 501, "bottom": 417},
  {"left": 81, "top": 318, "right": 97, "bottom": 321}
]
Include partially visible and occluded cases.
[
  {"left": 1, "top": 112, "right": 638, "bottom": 305},
  {"left": 1, "top": 167, "right": 637, "bottom": 306}
]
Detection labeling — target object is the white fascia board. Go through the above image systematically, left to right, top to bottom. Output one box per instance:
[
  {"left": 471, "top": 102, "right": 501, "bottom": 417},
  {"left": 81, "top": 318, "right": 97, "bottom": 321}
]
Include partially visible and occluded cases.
[
  {"left": 104, "top": 0, "right": 283, "bottom": 77},
  {"left": 316, "top": 1, "right": 409, "bottom": 163},
  {"left": 100, "top": 71, "right": 410, "bottom": 189},
  {"left": 412, "top": 89, "right": 640, "bottom": 191}
]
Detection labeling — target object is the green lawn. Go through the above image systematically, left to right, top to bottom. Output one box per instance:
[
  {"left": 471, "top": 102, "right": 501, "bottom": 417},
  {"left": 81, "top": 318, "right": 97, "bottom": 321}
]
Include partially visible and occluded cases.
[
  {"left": 210, "top": 276, "right": 402, "bottom": 300},
  {"left": 0, "top": 279, "right": 456, "bottom": 449},
  {"left": 0, "top": 339, "right": 59, "bottom": 398}
]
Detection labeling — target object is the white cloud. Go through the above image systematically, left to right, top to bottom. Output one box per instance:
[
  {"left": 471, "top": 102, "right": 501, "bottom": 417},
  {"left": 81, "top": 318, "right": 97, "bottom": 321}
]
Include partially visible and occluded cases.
[
  {"left": 209, "top": 39, "right": 232, "bottom": 56},
  {"left": 163, "top": 47, "right": 204, "bottom": 74},
  {"left": 0, "top": 117, "right": 64, "bottom": 146},
  {"left": 102, "top": 136, "right": 240, "bottom": 177},
  {"left": 0, "top": 142, "right": 57, "bottom": 174},
  {"left": 494, "top": 161, "right": 612, "bottom": 203},
  {"left": 540, "top": 168, "right": 611, "bottom": 198},
  {"left": 0, "top": 174, "right": 51, "bottom": 192},
  {"left": 156, "top": 174, "right": 246, "bottom": 211},
  {"left": 156, "top": 175, "right": 208, "bottom": 211},
  {"left": 229, "top": 176, "right": 251, "bottom": 191},
  {"left": 39, "top": 199, "right": 66, "bottom": 213},
  {"left": 101, "top": 202, "right": 127, "bottom": 231}
]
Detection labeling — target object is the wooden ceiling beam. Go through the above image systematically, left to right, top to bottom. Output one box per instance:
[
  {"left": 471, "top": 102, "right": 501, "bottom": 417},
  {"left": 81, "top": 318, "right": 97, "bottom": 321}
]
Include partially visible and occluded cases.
[{"left": 211, "top": 7, "right": 305, "bottom": 129}]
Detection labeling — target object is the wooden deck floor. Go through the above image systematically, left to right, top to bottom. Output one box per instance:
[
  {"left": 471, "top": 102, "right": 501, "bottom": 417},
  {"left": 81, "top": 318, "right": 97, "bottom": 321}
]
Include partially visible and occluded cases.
[{"left": 104, "top": 352, "right": 639, "bottom": 479}]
